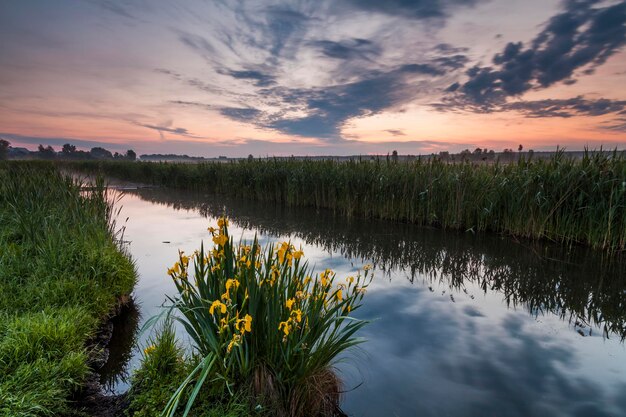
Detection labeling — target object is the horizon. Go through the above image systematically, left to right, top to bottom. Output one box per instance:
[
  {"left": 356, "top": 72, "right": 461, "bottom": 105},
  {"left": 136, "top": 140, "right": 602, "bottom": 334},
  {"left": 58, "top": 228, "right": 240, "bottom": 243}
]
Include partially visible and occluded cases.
[{"left": 1, "top": 0, "right": 626, "bottom": 157}]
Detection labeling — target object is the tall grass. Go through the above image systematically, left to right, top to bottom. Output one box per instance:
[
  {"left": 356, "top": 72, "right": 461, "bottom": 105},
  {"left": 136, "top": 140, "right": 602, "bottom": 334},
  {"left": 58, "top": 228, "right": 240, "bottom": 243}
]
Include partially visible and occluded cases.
[
  {"left": 71, "top": 150, "right": 626, "bottom": 252},
  {"left": 0, "top": 161, "right": 136, "bottom": 416},
  {"left": 147, "top": 218, "right": 371, "bottom": 417}
]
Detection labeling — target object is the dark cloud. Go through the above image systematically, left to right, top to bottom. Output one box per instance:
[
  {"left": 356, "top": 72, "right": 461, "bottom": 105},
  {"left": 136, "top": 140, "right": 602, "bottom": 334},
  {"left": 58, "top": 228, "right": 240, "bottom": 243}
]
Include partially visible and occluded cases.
[
  {"left": 347, "top": 0, "right": 482, "bottom": 20},
  {"left": 447, "top": 0, "right": 626, "bottom": 106},
  {"left": 178, "top": 32, "right": 215, "bottom": 57},
  {"left": 309, "top": 38, "right": 381, "bottom": 60},
  {"left": 434, "top": 43, "right": 470, "bottom": 54},
  {"left": 217, "top": 58, "right": 466, "bottom": 139},
  {"left": 222, "top": 69, "right": 276, "bottom": 87},
  {"left": 433, "top": 96, "right": 626, "bottom": 119},
  {"left": 506, "top": 97, "right": 626, "bottom": 118},
  {"left": 169, "top": 100, "right": 212, "bottom": 111},
  {"left": 219, "top": 107, "right": 263, "bottom": 122},
  {"left": 602, "top": 117, "right": 626, "bottom": 132},
  {"left": 137, "top": 123, "right": 193, "bottom": 140},
  {"left": 385, "top": 129, "right": 406, "bottom": 136}
]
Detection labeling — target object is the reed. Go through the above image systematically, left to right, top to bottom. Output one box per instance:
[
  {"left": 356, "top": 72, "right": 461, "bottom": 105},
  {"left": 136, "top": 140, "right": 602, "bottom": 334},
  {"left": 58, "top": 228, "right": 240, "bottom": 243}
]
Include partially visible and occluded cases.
[
  {"left": 71, "top": 150, "right": 626, "bottom": 252},
  {"left": 0, "top": 161, "right": 136, "bottom": 416}
]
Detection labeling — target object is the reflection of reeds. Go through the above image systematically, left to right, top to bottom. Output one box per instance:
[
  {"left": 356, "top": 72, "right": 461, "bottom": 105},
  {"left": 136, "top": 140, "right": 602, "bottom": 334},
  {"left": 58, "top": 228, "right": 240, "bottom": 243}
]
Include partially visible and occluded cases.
[
  {"left": 71, "top": 150, "right": 626, "bottom": 252},
  {"left": 0, "top": 161, "right": 136, "bottom": 415},
  {"left": 130, "top": 187, "right": 626, "bottom": 341}
]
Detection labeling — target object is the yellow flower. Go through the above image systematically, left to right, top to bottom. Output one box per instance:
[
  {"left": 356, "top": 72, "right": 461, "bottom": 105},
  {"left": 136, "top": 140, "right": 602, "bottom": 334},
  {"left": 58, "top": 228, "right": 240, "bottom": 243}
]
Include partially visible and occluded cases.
[
  {"left": 217, "top": 217, "right": 229, "bottom": 229},
  {"left": 207, "top": 226, "right": 217, "bottom": 234},
  {"left": 213, "top": 233, "right": 228, "bottom": 246},
  {"left": 293, "top": 249, "right": 304, "bottom": 260},
  {"left": 167, "top": 262, "right": 181, "bottom": 276},
  {"left": 211, "top": 264, "right": 221, "bottom": 273},
  {"left": 363, "top": 264, "right": 372, "bottom": 271},
  {"left": 320, "top": 269, "right": 333, "bottom": 287},
  {"left": 303, "top": 276, "right": 312, "bottom": 285},
  {"left": 346, "top": 276, "right": 355, "bottom": 284},
  {"left": 226, "top": 278, "right": 239, "bottom": 290},
  {"left": 335, "top": 289, "right": 343, "bottom": 301},
  {"left": 295, "top": 290, "right": 305, "bottom": 300},
  {"left": 285, "top": 298, "right": 296, "bottom": 310},
  {"left": 209, "top": 300, "right": 227, "bottom": 315},
  {"left": 290, "top": 309, "right": 302, "bottom": 323},
  {"left": 236, "top": 314, "right": 253, "bottom": 334},
  {"left": 219, "top": 317, "right": 229, "bottom": 332},
  {"left": 278, "top": 321, "right": 291, "bottom": 336},
  {"left": 227, "top": 334, "right": 241, "bottom": 353},
  {"left": 143, "top": 345, "right": 156, "bottom": 355}
]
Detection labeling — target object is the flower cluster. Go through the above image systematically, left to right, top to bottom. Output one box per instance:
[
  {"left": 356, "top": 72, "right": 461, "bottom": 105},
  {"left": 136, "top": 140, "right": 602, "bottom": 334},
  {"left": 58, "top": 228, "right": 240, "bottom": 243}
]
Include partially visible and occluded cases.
[{"left": 162, "top": 216, "right": 371, "bottom": 414}]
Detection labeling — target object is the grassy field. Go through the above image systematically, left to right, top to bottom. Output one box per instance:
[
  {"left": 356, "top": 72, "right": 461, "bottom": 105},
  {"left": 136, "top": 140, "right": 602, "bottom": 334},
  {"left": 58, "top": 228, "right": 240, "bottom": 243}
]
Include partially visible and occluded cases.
[
  {"left": 72, "top": 150, "right": 626, "bottom": 252},
  {"left": 0, "top": 161, "right": 136, "bottom": 416}
]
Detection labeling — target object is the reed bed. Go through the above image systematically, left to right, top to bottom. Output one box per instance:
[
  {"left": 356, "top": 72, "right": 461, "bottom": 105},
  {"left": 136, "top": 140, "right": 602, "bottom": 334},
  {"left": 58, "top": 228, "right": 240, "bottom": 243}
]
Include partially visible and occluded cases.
[
  {"left": 72, "top": 150, "right": 626, "bottom": 252},
  {"left": 0, "top": 161, "right": 136, "bottom": 416}
]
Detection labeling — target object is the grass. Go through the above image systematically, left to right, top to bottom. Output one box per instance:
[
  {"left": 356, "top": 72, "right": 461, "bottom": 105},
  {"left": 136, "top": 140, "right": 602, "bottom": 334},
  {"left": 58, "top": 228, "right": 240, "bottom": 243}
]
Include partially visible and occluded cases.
[
  {"left": 70, "top": 149, "right": 626, "bottom": 252},
  {"left": 0, "top": 161, "right": 136, "bottom": 416},
  {"left": 136, "top": 218, "right": 371, "bottom": 417},
  {"left": 127, "top": 322, "right": 253, "bottom": 417}
]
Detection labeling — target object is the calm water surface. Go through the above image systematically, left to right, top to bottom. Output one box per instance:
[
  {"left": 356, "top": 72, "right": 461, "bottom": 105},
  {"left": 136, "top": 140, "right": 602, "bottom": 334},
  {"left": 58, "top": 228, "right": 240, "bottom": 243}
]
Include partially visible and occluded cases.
[{"left": 104, "top": 186, "right": 626, "bottom": 417}]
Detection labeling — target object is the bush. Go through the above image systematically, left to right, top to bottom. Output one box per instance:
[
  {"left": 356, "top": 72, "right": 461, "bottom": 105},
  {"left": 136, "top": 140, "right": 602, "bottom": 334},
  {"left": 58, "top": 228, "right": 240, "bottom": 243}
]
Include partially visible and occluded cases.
[{"left": 151, "top": 218, "right": 371, "bottom": 417}]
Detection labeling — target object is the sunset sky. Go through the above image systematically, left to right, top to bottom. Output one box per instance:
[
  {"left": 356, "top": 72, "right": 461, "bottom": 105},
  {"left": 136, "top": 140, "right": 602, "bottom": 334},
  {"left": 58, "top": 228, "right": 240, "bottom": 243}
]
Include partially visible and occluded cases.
[{"left": 1, "top": 0, "right": 625, "bottom": 156}]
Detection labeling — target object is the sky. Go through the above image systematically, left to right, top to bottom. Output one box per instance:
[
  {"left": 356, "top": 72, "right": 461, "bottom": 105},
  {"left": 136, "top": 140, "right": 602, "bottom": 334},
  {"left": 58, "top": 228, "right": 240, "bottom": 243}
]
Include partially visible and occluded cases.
[{"left": 1, "top": 0, "right": 625, "bottom": 157}]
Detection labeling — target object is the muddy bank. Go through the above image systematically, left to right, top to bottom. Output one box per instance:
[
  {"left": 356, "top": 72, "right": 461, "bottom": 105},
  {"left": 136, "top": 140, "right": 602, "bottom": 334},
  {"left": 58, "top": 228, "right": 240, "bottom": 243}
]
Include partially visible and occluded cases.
[{"left": 70, "top": 295, "right": 139, "bottom": 417}]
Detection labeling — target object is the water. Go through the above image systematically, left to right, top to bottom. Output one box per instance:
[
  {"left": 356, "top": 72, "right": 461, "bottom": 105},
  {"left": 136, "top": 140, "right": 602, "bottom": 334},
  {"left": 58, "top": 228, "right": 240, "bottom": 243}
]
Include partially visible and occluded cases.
[{"left": 104, "top": 186, "right": 626, "bottom": 417}]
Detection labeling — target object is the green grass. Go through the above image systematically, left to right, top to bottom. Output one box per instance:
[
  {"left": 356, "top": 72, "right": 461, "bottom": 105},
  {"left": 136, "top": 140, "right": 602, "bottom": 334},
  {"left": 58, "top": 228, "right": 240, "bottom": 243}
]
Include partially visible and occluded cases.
[
  {"left": 70, "top": 149, "right": 626, "bottom": 252},
  {"left": 0, "top": 161, "right": 136, "bottom": 416},
  {"left": 127, "top": 322, "right": 254, "bottom": 417}
]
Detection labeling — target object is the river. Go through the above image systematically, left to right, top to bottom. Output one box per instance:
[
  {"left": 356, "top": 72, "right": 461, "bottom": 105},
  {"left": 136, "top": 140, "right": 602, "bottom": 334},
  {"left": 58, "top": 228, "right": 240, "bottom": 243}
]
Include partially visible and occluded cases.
[{"left": 102, "top": 186, "right": 626, "bottom": 417}]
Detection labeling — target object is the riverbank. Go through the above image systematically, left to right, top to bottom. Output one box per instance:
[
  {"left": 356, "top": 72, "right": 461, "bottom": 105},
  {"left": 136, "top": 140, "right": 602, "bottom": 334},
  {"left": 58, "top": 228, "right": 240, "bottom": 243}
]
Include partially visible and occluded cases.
[
  {"left": 70, "top": 150, "right": 626, "bottom": 252},
  {"left": 0, "top": 162, "right": 136, "bottom": 416}
]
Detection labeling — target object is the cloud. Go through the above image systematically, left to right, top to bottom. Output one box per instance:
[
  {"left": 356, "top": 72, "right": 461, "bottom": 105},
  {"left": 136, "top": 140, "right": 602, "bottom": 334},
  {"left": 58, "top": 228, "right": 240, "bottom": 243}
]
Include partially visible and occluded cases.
[
  {"left": 346, "top": 0, "right": 483, "bottom": 20},
  {"left": 446, "top": 0, "right": 626, "bottom": 107},
  {"left": 309, "top": 38, "right": 382, "bottom": 60},
  {"left": 218, "top": 59, "right": 466, "bottom": 139},
  {"left": 222, "top": 69, "right": 276, "bottom": 87},
  {"left": 435, "top": 95, "right": 626, "bottom": 118},
  {"left": 506, "top": 97, "right": 626, "bottom": 118},
  {"left": 219, "top": 107, "right": 263, "bottom": 122},
  {"left": 602, "top": 117, "right": 626, "bottom": 132},
  {"left": 136, "top": 122, "right": 195, "bottom": 140},
  {"left": 385, "top": 129, "right": 406, "bottom": 136}
]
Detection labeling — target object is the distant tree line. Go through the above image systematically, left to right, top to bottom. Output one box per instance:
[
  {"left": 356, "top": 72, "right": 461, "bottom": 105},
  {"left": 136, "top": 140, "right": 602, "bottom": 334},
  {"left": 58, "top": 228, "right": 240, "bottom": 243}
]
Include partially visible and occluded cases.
[{"left": 0, "top": 139, "right": 136, "bottom": 161}]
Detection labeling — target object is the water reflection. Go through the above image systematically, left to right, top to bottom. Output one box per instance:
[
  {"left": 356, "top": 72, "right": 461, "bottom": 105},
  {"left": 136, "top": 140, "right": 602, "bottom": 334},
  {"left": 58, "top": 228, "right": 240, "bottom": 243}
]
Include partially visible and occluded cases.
[
  {"left": 109, "top": 186, "right": 626, "bottom": 416},
  {"left": 128, "top": 187, "right": 626, "bottom": 341},
  {"left": 99, "top": 299, "right": 140, "bottom": 392}
]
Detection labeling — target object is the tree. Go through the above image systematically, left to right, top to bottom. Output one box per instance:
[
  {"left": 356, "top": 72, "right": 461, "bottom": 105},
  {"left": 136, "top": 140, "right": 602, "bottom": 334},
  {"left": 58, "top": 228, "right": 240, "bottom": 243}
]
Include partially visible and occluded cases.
[
  {"left": 0, "top": 139, "right": 9, "bottom": 160},
  {"left": 62, "top": 143, "right": 76, "bottom": 155},
  {"left": 38, "top": 144, "right": 56, "bottom": 159},
  {"left": 518, "top": 144, "right": 523, "bottom": 152},
  {"left": 90, "top": 147, "right": 113, "bottom": 159},
  {"left": 126, "top": 149, "right": 137, "bottom": 161},
  {"left": 391, "top": 150, "right": 398, "bottom": 162}
]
